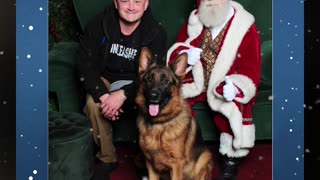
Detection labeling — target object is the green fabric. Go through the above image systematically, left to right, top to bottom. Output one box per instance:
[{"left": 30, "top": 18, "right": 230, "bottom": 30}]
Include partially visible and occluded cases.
[
  {"left": 72, "top": 0, "right": 111, "bottom": 31},
  {"left": 237, "top": 0, "right": 272, "bottom": 42},
  {"left": 149, "top": 1, "right": 195, "bottom": 46},
  {"left": 259, "top": 40, "right": 272, "bottom": 90},
  {"left": 49, "top": 42, "right": 81, "bottom": 112},
  {"left": 253, "top": 90, "right": 272, "bottom": 139},
  {"left": 49, "top": 91, "right": 59, "bottom": 112},
  {"left": 192, "top": 103, "right": 219, "bottom": 141},
  {"left": 49, "top": 112, "right": 93, "bottom": 180}
]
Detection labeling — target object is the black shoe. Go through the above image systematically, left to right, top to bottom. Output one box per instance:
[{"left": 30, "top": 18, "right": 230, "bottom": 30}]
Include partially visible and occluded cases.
[
  {"left": 215, "top": 155, "right": 242, "bottom": 180},
  {"left": 92, "top": 162, "right": 118, "bottom": 180}
]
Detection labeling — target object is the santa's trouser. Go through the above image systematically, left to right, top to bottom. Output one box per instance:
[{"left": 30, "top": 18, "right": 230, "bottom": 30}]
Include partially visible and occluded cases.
[
  {"left": 187, "top": 93, "right": 250, "bottom": 158},
  {"left": 215, "top": 116, "right": 250, "bottom": 157}
]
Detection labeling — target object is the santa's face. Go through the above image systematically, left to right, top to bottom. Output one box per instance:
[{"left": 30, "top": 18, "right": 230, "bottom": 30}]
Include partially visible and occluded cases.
[{"left": 198, "top": 0, "right": 231, "bottom": 28}]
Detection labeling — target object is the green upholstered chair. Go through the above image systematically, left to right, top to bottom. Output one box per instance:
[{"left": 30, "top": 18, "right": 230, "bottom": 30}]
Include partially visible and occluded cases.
[
  {"left": 49, "top": 0, "right": 272, "bottom": 146},
  {"left": 237, "top": 0, "right": 272, "bottom": 139},
  {"left": 49, "top": 42, "right": 81, "bottom": 113},
  {"left": 49, "top": 112, "right": 94, "bottom": 180}
]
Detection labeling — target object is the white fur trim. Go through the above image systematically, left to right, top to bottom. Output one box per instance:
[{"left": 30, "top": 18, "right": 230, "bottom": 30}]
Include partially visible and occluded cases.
[
  {"left": 207, "top": 2, "right": 254, "bottom": 110},
  {"left": 167, "top": 3, "right": 256, "bottom": 144},
  {"left": 202, "top": 3, "right": 254, "bottom": 147},
  {"left": 166, "top": 9, "right": 203, "bottom": 64},
  {"left": 187, "top": 10, "right": 203, "bottom": 39},
  {"left": 166, "top": 42, "right": 189, "bottom": 66},
  {"left": 166, "top": 43, "right": 205, "bottom": 98},
  {"left": 181, "top": 61, "right": 204, "bottom": 98},
  {"left": 212, "top": 74, "right": 256, "bottom": 104},
  {"left": 229, "top": 74, "right": 256, "bottom": 104},
  {"left": 219, "top": 102, "right": 243, "bottom": 149},
  {"left": 241, "top": 124, "right": 255, "bottom": 148},
  {"left": 219, "top": 133, "right": 249, "bottom": 158}
]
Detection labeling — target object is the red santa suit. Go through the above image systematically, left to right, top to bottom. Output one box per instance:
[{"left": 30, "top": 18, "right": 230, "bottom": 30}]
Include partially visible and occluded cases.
[{"left": 167, "top": 1, "right": 261, "bottom": 157}]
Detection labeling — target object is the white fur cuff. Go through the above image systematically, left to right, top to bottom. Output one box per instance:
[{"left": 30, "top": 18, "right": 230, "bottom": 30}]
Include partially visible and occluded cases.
[
  {"left": 181, "top": 61, "right": 204, "bottom": 98},
  {"left": 229, "top": 74, "right": 256, "bottom": 104},
  {"left": 241, "top": 124, "right": 255, "bottom": 148},
  {"left": 219, "top": 133, "right": 250, "bottom": 158}
]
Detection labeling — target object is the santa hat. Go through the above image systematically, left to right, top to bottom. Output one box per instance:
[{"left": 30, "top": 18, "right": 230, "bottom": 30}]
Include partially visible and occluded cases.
[{"left": 197, "top": 0, "right": 201, "bottom": 8}]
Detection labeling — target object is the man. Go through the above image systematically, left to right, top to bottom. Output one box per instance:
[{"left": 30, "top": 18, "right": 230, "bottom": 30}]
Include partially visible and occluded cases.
[
  {"left": 76, "top": 0, "right": 167, "bottom": 179},
  {"left": 167, "top": 0, "right": 261, "bottom": 179}
]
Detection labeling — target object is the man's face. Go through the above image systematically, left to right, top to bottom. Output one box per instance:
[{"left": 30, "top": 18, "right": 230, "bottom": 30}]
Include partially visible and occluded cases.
[
  {"left": 114, "top": 0, "right": 149, "bottom": 24},
  {"left": 198, "top": 0, "right": 230, "bottom": 27}
]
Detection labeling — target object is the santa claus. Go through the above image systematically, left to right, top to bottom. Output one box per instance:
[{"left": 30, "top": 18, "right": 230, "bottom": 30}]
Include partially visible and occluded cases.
[{"left": 167, "top": 0, "right": 261, "bottom": 179}]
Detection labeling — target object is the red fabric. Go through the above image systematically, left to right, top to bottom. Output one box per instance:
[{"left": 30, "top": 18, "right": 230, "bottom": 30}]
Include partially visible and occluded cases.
[
  {"left": 196, "top": 0, "right": 201, "bottom": 8},
  {"left": 168, "top": 12, "right": 261, "bottom": 121},
  {"left": 171, "top": 23, "right": 261, "bottom": 90},
  {"left": 215, "top": 81, "right": 244, "bottom": 98},
  {"left": 214, "top": 113, "right": 233, "bottom": 135}
]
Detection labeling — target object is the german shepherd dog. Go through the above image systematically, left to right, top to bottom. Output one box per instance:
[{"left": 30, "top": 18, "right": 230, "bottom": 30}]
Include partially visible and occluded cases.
[{"left": 135, "top": 47, "right": 213, "bottom": 180}]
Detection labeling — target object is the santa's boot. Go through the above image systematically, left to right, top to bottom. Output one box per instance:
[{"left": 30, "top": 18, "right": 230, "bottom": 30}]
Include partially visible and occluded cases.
[{"left": 215, "top": 155, "right": 242, "bottom": 180}]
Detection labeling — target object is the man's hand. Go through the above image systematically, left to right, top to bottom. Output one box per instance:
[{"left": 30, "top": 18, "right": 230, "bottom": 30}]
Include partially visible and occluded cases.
[
  {"left": 180, "top": 47, "right": 203, "bottom": 65},
  {"left": 222, "top": 76, "right": 239, "bottom": 101},
  {"left": 100, "top": 90, "right": 127, "bottom": 120},
  {"left": 99, "top": 93, "right": 110, "bottom": 104}
]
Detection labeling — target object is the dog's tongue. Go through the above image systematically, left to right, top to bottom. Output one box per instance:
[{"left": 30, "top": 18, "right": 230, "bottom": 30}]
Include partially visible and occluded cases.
[{"left": 149, "top": 104, "right": 159, "bottom": 116}]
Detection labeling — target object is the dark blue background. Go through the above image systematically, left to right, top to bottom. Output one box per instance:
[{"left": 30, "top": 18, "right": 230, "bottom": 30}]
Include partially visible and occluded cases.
[{"left": 16, "top": 0, "right": 48, "bottom": 179}]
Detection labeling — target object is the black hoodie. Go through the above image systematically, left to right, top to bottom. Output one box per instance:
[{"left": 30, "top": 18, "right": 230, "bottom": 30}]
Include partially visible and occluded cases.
[{"left": 76, "top": 4, "right": 167, "bottom": 103}]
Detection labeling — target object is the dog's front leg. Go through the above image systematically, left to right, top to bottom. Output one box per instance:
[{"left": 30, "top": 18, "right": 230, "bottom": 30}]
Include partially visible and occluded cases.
[
  {"left": 146, "top": 160, "right": 160, "bottom": 180},
  {"left": 170, "top": 162, "right": 184, "bottom": 180}
]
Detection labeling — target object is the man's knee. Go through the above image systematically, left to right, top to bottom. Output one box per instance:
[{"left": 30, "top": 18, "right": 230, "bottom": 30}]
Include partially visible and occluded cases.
[{"left": 84, "top": 95, "right": 101, "bottom": 116}]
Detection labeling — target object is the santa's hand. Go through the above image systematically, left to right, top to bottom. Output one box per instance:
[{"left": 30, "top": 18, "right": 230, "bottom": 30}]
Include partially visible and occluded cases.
[
  {"left": 180, "top": 47, "right": 203, "bottom": 65},
  {"left": 223, "top": 76, "right": 239, "bottom": 101}
]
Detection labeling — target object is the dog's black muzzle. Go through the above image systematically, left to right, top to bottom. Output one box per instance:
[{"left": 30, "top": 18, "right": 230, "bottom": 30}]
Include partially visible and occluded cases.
[{"left": 149, "top": 89, "right": 161, "bottom": 104}]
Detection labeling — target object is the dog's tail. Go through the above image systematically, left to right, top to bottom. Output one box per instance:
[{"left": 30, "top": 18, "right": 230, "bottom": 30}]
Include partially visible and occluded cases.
[{"left": 194, "top": 149, "right": 213, "bottom": 180}]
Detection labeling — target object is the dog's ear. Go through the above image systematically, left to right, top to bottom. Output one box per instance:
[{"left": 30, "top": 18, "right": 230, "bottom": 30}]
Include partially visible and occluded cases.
[
  {"left": 139, "top": 47, "right": 155, "bottom": 75},
  {"left": 170, "top": 52, "right": 188, "bottom": 78}
]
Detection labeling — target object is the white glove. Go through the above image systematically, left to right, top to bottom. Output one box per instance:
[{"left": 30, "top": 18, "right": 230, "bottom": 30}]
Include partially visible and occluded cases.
[
  {"left": 180, "top": 47, "right": 203, "bottom": 65},
  {"left": 223, "top": 76, "right": 239, "bottom": 101}
]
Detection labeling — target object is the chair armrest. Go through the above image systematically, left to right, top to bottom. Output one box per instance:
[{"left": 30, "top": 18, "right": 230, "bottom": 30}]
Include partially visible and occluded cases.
[
  {"left": 259, "top": 40, "right": 272, "bottom": 91},
  {"left": 49, "top": 41, "right": 81, "bottom": 112}
]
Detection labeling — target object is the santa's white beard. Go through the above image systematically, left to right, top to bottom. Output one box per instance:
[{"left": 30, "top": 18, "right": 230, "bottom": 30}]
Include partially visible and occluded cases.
[{"left": 198, "top": 1, "right": 231, "bottom": 28}]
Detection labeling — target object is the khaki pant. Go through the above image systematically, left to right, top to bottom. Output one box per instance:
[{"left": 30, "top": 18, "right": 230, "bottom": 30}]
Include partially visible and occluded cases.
[{"left": 83, "top": 78, "right": 117, "bottom": 163}]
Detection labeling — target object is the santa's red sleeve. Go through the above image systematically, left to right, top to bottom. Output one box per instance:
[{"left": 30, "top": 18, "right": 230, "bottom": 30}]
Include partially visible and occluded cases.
[{"left": 214, "top": 24, "right": 261, "bottom": 103}]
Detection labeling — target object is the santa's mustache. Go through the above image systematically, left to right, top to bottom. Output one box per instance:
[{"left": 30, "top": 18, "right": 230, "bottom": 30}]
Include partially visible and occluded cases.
[
  {"left": 198, "top": 0, "right": 230, "bottom": 28},
  {"left": 202, "top": 1, "right": 221, "bottom": 6}
]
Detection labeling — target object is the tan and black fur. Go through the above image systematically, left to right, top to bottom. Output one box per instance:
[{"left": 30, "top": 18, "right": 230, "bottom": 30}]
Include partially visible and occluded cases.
[{"left": 135, "top": 47, "right": 213, "bottom": 180}]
